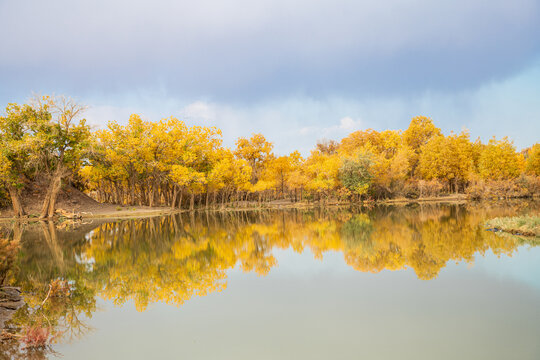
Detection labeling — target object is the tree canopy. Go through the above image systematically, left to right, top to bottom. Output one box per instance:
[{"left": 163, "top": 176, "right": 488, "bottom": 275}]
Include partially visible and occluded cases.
[{"left": 0, "top": 95, "right": 538, "bottom": 216}]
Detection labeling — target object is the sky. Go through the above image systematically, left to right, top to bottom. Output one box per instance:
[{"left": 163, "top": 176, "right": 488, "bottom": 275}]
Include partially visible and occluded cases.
[{"left": 1, "top": 0, "right": 539, "bottom": 155}]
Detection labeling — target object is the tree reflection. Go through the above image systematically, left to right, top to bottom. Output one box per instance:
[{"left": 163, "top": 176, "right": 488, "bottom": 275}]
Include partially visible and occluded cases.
[
  {"left": 1, "top": 202, "right": 538, "bottom": 351},
  {"left": 78, "top": 203, "right": 539, "bottom": 309},
  {"left": 1, "top": 221, "right": 96, "bottom": 356}
]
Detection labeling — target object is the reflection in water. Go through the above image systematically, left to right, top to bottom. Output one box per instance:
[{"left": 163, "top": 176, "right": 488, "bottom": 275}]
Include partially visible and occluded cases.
[
  {"left": 0, "top": 202, "right": 538, "bottom": 353},
  {"left": 1, "top": 221, "right": 97, "bottom": 359}
]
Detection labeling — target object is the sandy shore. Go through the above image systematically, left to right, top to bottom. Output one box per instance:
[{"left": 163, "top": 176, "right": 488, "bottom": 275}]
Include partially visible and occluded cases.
[{"left": 0, "top": 194, "right": 477, "bottom": 222}]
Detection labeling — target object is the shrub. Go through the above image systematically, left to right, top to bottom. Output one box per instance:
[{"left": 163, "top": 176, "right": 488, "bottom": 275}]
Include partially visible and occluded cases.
[
  {"left": 515, "top": 175, "right": 540, "bottom": 198},
  {"left": 418, "top": 179, "right": 445, "bottom": 197},
  {"left": 466, "top": 179, "right": 486, "bottom": 200},
  {"left": 403, "top": 181, "right": 420, "bottom": 199},
  {"left": 22, "top": 325, "right": 53, "bottom": 348}
]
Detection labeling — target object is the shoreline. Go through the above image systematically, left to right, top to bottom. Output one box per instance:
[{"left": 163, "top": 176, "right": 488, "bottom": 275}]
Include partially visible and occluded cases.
[
  {"left": 0, "top": 194, "right": 537, "bottom": 222},
  {"left": 485, "top": 215, "right": 540, "bottom": 238}
]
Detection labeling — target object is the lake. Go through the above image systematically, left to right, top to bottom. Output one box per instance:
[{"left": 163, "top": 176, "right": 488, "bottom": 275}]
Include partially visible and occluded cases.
[{"left": 1, "top": 201, "right": 539, "bottom": 359}]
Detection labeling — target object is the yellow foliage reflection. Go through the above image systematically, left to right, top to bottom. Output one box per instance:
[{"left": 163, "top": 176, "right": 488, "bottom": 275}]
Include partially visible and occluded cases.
[
  {"left": 3, "top": 203, "right": 538, "bottom": 316},
  {"left": 74, "top": 203, "right": 538, "bottom": 310}
]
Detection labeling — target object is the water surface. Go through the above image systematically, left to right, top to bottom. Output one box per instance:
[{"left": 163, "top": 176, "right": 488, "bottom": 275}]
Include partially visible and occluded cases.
[{"left": 1, "top": 202, "right": 539, "bottom": 359}]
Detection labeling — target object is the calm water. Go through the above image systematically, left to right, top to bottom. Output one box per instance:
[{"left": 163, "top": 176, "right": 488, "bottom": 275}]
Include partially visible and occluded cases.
[{"left": 1, "top": 202, "right": 540, "bottom": 359}]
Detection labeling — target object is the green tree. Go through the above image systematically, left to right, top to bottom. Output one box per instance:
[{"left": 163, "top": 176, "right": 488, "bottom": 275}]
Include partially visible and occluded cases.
[
  {"left": 33, "top": 96, "right": 91, "bottom": 218},
  {"left": 0, "top": 103, "right": 50, "bottom": 216},
  {"left": 339, "top": 151, "right": 374, "bottom": 198}
]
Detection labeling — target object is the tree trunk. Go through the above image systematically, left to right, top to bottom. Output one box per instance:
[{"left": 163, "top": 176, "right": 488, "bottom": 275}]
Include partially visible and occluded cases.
[
  {"left": 40, "top": 165, "right": 66, "bottom": 219},
  {"left": 47, "top": 174, "right": 63, "bottom": 218},
  {"left": 6, "top": 182, "right": 25, "bottom": 217},
  {"left": 129, "top": 182, "right": 136, "bottom": 206},
  {"left": 40, "top": 183, "right": 53, "bottom": 219},
  {"left": 114, "top": 183, "right": 121, "bottom": 204},
  {"left": 149, "top": 183, "right": 155, "bottom": 207},
  {"left": 171, "top": 185, "right": 178, "bottom": 209},
  {"left": 178, "top": 188, "right": 183, "bottom": 209}
]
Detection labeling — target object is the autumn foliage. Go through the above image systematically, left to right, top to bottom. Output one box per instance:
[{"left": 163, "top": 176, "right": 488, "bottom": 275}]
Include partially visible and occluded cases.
[{"left": 1, "top": 97, "right": 539, "bottom": 216}]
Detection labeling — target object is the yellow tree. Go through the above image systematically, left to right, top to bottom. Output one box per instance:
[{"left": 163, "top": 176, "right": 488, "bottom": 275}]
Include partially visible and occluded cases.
[
  {"left": 93, "top": 115, "right": 152, "bottom": 205},
  {"left": 403, "top": 116, "right": 442, "bottom": 177},
  {"left": 165, "top": 121, "right": 222, "bottom": 209},
  {"left": 185, "top": 125, "right": 223, "bottom": 208},
  {"left": 339, "top": 129, "right": 382, "bottom": 157},
  {"left": 364, "top": 130, "right": 412, "bottom": 198},
  {"left": 418, "top": 131, "right": 475, "bottom": 192},
  {"left": 234, "top": 133, "right": 273, "bottom": 185},
  {"left": 478, "top": 137, "right": 523, "bottom": 180},
  {"left": 524, "top": 143, "right": 540, "bottom": 176},
  {"left": 371, "top": 145, "right": 412, "bottom": 198},
  {"left": 207, "top": 149, "right": 252, "bottom": 207},
  {"left": 304, "top": 150, "right": 341, "bottom": 202},
  {"left": 265, "top": 151, "right": 303, "bottom": 199},
  {"left": 284, "top": 151, "right": 305, "bottom": 201},
  {"left": 288, "top": 160, "right": 309, "bottom": 202},
  {"left": 169, "top": 164, "right": 206, "bottom": 209}
]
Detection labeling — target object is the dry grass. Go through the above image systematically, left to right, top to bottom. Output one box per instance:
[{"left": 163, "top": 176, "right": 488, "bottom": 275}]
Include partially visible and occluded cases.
[
  {"left": 486, "top": 215, "right": 540, "bottom": 237},
  {"left": 1, "top": 325, "right": 55, "bottom": 349}
]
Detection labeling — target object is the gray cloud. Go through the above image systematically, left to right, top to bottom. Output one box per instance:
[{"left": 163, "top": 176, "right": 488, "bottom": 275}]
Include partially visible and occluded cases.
[
  {"left": 1, "top": 0, "right": 540, "bottom": 102},
  {"left": 1, "top": 0, "right": 539, "bottom": 153},
  {"left": 77, "top": 63, "right": 540, "bottom": 156}
]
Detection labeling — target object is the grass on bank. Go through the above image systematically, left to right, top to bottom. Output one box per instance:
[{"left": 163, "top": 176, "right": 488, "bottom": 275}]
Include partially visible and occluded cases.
[{"left": 485, "top": 215, "right": 540, "bottom": 237}]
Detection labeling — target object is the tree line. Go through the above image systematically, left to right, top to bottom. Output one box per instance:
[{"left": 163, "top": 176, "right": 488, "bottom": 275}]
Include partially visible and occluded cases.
[{"left": 1, "top": 95, "right": 539, "bottom": 217}]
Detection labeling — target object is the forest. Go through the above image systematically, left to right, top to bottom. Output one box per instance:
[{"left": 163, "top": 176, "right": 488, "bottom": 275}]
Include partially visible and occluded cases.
[{"left": 1, "top": 95, "right": 539, "bottom": 218}]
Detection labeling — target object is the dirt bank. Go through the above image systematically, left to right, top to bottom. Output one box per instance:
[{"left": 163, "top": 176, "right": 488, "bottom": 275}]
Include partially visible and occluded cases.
[
  {"left": 0, "top": 184, "right": 178, "bottom": 221},
  {"left": 0, "top": 191, "right": 534, "bottom": 222}
]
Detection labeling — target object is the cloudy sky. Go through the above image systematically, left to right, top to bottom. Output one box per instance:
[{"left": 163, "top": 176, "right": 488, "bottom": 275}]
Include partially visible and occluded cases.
[{"left": 1, "top": 0, "right": 539, "bottom": 154}]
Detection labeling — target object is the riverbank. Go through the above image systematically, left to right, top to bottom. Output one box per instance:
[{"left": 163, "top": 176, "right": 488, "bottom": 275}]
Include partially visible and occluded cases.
[
  {"left": 0, "top": 185, "right": 180, "bottom": 221},
  {"left": 1, "top": 193, "right": 536, "bottom": 222},
  {"left": 0, "top": 204, "right": 178, "bottom": 222},
  {"left": 486, "top": 215, "right": 540, "bottom": 237}
]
